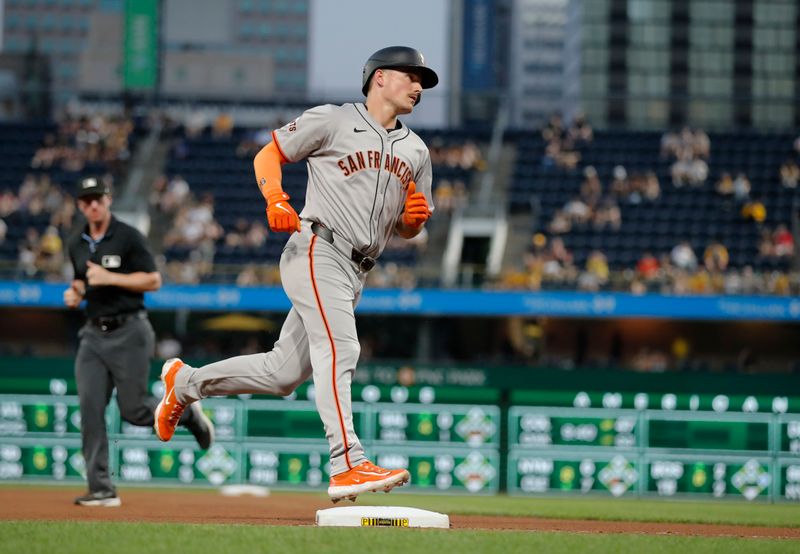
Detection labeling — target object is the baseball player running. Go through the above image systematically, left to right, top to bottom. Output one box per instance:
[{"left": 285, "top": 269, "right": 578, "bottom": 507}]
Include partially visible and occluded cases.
[{"left": 154, "top": 46, "right": 437, "bottom": 502}]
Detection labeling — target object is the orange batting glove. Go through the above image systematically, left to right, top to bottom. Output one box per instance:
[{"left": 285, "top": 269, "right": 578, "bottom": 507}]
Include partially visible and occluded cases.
[
  {"left": 402, "top": 181, "right": 431, "bottom": 228},
  {"left": 266, "top": 191, "right": 301, "bottom": 233}
]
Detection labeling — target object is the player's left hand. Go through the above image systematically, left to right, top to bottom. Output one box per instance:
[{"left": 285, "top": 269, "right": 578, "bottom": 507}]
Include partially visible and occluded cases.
[
  {"left": 402, "top": 181, "right": 431, "bottom": 228},
  {"left": 266, "top": 191, "right": 302, "bottom": 233},
  {"left": 86, "top": 261, "right": 114, "bottom": 286}
]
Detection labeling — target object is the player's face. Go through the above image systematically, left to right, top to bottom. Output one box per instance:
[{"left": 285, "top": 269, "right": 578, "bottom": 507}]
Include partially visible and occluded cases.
[
  {"left": 380, "top": 69, "right": 423, "bottom": 114},
  {"left": 77, "top": 194, "right": 112, "bottom": 225}
]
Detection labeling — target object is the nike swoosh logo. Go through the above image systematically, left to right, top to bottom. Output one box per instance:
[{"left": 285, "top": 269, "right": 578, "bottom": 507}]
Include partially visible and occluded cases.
[
  {"left": 353, "top": 128, "right": 367, "bottom": 133},
  {"left": 275, "top": 203, "right": 292, "bottom": 214},
  {"left": 164, "top": 386, "right": 174, "bottom": 406}
]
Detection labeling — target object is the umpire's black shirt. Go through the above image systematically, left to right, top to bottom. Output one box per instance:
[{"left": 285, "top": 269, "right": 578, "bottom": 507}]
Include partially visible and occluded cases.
[{"left": 66, "top": 216, "right": 157, "bottom": 319}]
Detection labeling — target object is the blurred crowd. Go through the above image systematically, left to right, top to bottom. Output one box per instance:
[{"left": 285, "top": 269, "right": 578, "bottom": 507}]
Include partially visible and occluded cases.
[
  {"left": 0, "top": 108, "right": 796, "bottom": 299},
  {"left": 540, "top": 112, "right": 593, "bottom": 170},
  {"left": 30, "top": 113, "right": 134, "bottom": 175},
  {"left": 497, "top": 117, "right": 798, "bottom": 296},
  {"left": 662, "top": 127, "right": 710, "bottom": 187},
  {"left": 497, "top": 231, "right": 796, "bottom": 296}
]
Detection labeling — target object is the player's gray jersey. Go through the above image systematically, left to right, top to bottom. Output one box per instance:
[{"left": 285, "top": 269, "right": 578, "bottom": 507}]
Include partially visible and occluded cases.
[{"left": 272, "top": 103, "right": 434, "bottom": 258}]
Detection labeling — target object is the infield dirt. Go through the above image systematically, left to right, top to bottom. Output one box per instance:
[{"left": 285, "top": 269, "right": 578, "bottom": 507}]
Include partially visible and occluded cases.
[{"left": 1, "top": 487, "right": 798, "bottom": 539}]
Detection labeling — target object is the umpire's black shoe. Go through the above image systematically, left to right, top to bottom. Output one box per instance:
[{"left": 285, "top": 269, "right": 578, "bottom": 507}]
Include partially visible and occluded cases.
[
  {"left": 185, "top": 401, "right": 215, "bottom": 450},
  {"left": 74, "top": 490, "right": 121, "bottom": 507}
]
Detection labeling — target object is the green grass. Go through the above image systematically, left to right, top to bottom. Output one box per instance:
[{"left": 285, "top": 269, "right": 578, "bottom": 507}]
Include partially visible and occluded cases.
[
  {"left": 348, "top": 491, "right": 800, "bottom": 527},
  {"left": 0, "top": 521, "right": 795, "bottom": 554}
]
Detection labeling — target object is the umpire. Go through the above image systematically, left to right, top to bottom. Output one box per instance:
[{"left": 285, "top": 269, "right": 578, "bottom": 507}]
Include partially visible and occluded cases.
[{"left": 64, "top": 177, "right": 214, "bottom": 507}]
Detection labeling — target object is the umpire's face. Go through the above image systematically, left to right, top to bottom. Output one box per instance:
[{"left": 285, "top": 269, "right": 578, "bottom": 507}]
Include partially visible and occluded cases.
[{"left": 77, "top": 193, "right": 112, "bottom": 225}]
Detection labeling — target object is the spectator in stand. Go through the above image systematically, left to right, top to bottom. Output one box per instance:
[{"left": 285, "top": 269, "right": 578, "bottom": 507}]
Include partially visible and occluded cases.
[
  {"left": 183, "top": 111, "right": 207, "bottom": 138},
  {"left": 567, "top": 111, "right": 593, "bottom": 144},
  {"left": 30, "top": 113, "right": 133, "bottom": 173},
  {"left": 211, "top": 113, "right": 234, "bottom": 139},
  {"left": 540, "top": 113, "right": 580, "bottom": 170},
  {"left": 541, "top": 113, "right": 563, "bottom": 143},
  {"left": 664, "top": 127, "right": 710, "bottom": 187},
  {"left": 236, "top": 128, "right": 271, "bottom": 158},
  {"left": 693, "top": 129, "right": 710, "bottom": 159},
  {"left": 660, "top": 130, "right": 680, "bottom": 159},
  {"left": 428, "top": 139, "right": 486, "bottom": 170},
  {"left": 541, "top": 139, "right": 559, "bottom": 168},
  {"left": 687, "top": 157, "right": 709, "bottom": 187},
  {"left": 779, "top": 159, "right": 799, "bottom": 189},
  {"left": 609, "top": 165, "right": 629, "bottom": 202},
  {"left": 579, "top": 166, "right": 602, "bottom": 207},
  {"left": 643, "top": 171, "right": 661, "bottom": 202},
  {"left": 626, "top": 172, "right": 645, "bottom": 205},
  {"left": 715, "top": 172, "right": 734, "bottom": 196},
  {"left": 733, "top": 172, "right": 751, "bottom": 201},
  {"left": 148, "top": 175, "right": 169, "bottom": 214},
  {"left": 158, "top": 175, "right": 191, "bottom": 215},
  {"left": 433, "top": 179, "right": 455, "bottom": 215},
  {"left": 452, "top": 180, "right": 469, "bottom": 212},
  {"left": 0, "top": 188, "right": 18, "bottom": 216},
  {"left": 563, "top": 196, "right": 592, "bottom": 226},
  {"left": 592, "top": 198, "right": 621, "bottom": 231},
  {"left": 741, "top": 198, "right": 766, "bottom": 223},
  {"left": 548, "top": 209, "right": 571, "bottom": 234},
  {"left": 223, "top": 218, "right": 253, "bottom": 248},
  {"left": 244, "top": 221, "right": 269, "bottom": 249},
  {"left": 773, "top": 224, "right": 794, "bottom": 257},
  {"left": 36, "top": 225, "right": 64, "bottom": 279},
  {"left": 17, "top": 227, "right": 40, "bottom": 279},
  {"left": 757, "top": 228, "right": 775, "bottom": 258},
  {"left": 547, "top": 236, "right": 573, "bottom": 268},
  {"left": 670, "top": 240, "right": 698, "bottom": 271},
  {"left": 703, "top": 240, "right": 729, "bottom": 273},
  {"left": 582, "top": 250, "right": 610, "bottom": 290},
  {"left": 636, "top": 252, "right": 661, "bottom": 282},
  {"left": 236, "top": 264, "right": 260, "bottom": 286},
  {"left": 739, "top": 265, "right": 764, "bottom": 294},
  {"left": 723, "top": 268, "right": 744, "bottom": 295},
  {"left": 768, "top": 272, "right": 792, "bottom": 295},
  {"left": 630, "top": 278, "right": 648, "bottom": 295}
]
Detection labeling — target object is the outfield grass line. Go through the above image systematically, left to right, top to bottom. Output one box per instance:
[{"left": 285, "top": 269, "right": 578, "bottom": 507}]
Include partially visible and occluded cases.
[{"left": 0, "top": 521, "right": 796, "bottom": 554}]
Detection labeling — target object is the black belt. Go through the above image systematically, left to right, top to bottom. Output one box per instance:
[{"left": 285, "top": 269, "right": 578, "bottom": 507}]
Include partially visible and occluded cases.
[
  {"left": 310, "top": 222, "right": 376, "bottom": 272},
  {"left": 89, "top": 311, "right": 147, "bottom": 332}
]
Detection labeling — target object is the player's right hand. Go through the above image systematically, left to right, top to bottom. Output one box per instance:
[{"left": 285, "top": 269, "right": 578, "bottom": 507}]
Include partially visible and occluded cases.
[
  {"left": 266, "top": 191, "right": 301, "bottom": 233},
  {"left": 63, "top": 281, "right": 84, "bottom": 308}
]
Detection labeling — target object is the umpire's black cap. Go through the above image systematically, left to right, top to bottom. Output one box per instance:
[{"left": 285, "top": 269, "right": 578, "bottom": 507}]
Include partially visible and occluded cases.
[
  {"left": 362, "top": 46, "right": 439, "bottom": 99},
  {"left": 76, "top": 177, "right": 111, "bottom": 198}
]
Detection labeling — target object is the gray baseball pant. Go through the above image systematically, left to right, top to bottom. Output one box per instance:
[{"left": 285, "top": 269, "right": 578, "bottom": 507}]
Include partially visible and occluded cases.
[{"left": 174, "top": 228, "right": 367, "bottom": 476}]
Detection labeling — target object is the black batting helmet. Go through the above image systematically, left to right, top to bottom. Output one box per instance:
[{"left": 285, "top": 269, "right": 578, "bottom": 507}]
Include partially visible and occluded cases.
[{"left": 361, "top": 46, "right": 439, "bottom": 102}]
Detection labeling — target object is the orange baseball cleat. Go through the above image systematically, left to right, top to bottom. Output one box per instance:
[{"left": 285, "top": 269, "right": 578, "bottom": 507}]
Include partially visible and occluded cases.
[
  {"left": 154, "top": 358, "right": 187, "bottom": 442},
  {"left": 327, "top": 461, "right": 410, "bottom": 503}
]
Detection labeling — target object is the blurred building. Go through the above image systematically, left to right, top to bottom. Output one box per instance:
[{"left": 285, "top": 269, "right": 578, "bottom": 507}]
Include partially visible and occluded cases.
[
  {"left": 1, "top": 0, "right": 308, "bottom": 105},
  {"left": 509, "top": 0, "right": 577, "bottom": 125},
  {"left": 510, "top": 0, "right": 799, "bottom": 130},
  {"left": 581, "top": 0, "right": 798, "bottom": 129}
]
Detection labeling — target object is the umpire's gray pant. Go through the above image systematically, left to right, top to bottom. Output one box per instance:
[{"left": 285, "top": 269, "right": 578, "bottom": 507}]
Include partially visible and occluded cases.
[{"left": 75, "top": 315, "right": 158, "bottom": 494}]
